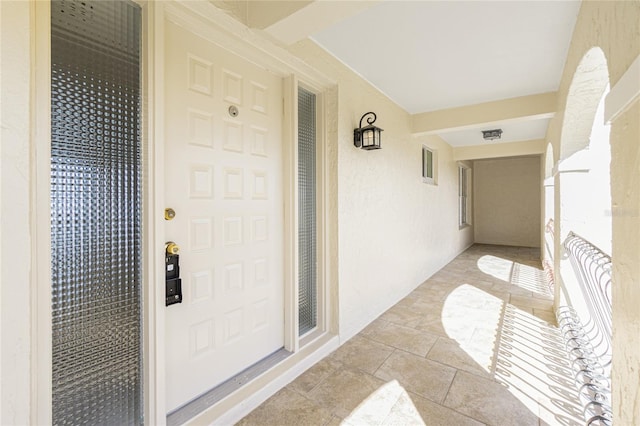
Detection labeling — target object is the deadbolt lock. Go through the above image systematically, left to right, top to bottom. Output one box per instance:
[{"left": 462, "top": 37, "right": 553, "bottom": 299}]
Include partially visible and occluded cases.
[{"left": 164, "top": 208, "right": 176, "bottom": 220}]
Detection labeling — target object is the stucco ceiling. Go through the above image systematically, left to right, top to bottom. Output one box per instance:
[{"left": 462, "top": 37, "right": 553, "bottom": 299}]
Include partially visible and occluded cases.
[
  {"left": 214, "top": 0, "right": 581, "bottom": 147},
  {"left": 309, "top": 0, "right": 580, "bottom": 147},
  {"left": 311, "top": 1, "right": 580, "bottom": 115}
]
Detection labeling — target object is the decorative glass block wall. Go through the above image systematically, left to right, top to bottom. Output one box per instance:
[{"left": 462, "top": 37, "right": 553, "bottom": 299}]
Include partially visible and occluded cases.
[
  {"left": 50, "top": 1, "right": 143, "bottom": 424},
  {"left": 297, "top": 88, "right": 317, "bottom": 335}
]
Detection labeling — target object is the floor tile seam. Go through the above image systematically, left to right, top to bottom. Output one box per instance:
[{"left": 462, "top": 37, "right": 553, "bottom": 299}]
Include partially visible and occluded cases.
[
  {"left": 530, "top": 290, "right": 555, "bottom": 299},
  {"left": 409, "top": 293, "right": 448, "bottom": 302},
  {"left": 508, "top": 295, "right": 554, "bottom": 307},
  {"left": 509, "top": 302, "right": 553, "bottom": 313},
  {"left": 531, "top": 309, "right": 556, "bottom": 316},
  {"left": 503, "top": 310, "right": 560, "bottom": 326},
  {"left": 503, "top": 322, "right": 555, "bottom": 341},
  {"left": 362, "top": 324, "right": 441, "bottom": 354},
  {"left": 502, "top": 330, "right": 562, "bottom": 353},
  {"left": 356, "top": 332, "right": 399, "bottom": 353},
  {"left": 424, "top": 335, "right": 446, "bottom": 360},
  {"left": 360, "top": 337, "right": 433, "bottom": 359},
  {"left": 424, "top": 337, "right": 497, "bottom": 376},
  {"left": 495, "top": 342, "right": 569, "bottom": 365},
  {"left": 387, "top": 346, "right": 461, "bottom": 380},
  {"left": 370, "top": 347, "right": 398, "bottom": 378},
  {"left": 493, "top": 349, "right": 571, "bottom": 382},
  {"left": 326, "top": 350, "right": 391, "bottom": 379},
  {"left": 291, "top": 354, "right": 355, "bottom": 399},
  {"left": 301, "top": 365, "right": 380, "bottom": 420},
  {"left": 440, "top": 368, "right": 461, "bottom": 408},
  {"left": 493, "top": 371, "right": 568, "bottom": 397},
  {"left": 490, "top": 376, "right": 546, "bottom": 418},
  {"left": 287, "top": 378, "right": 324, "bottom": 402},
  {"left": 285, "top": 381, "right": 336, "bottom": 412},
  {"left": 497, "top": 381, "right": 548, "bottom": 412},
  {"left": 253, "top": 386, "right": 334, "bottom": 423},
  {"left": 405, "top": 388, "right": 488, "bottom": 426},
  {"left": 377, "top": 391, "right": 412, "bottom": 426},
  {"left": 534, "top": 391, "right": 583, "bottom": 415},
  {"left": 535, "top": 394, "right": 583, "bottom": 424},
  {"left": 321, "top": 415, "right": 342, "bottom": 426}
]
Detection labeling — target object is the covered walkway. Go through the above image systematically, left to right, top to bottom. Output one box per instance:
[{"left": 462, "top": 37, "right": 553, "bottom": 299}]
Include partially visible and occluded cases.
[{"left": 238, "top": 245, "right": 582, "bottom": 426}]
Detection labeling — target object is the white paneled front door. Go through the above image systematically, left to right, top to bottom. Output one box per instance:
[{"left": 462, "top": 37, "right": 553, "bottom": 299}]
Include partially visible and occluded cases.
[{"left": 164, "top": 21, "right": 284, "bottom": 411}]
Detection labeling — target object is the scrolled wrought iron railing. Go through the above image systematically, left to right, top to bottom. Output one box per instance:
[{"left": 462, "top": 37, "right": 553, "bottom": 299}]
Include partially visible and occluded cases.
[
  {"left": 557, "top": 232, "right": 613, "bottom": 426},
  {"left": 564, "top": 232, "right": 612, "bottom": 355}
]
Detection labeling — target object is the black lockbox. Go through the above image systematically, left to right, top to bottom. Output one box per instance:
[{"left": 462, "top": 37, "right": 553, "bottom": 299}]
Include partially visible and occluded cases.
[{"left": 166, "top": 253, "right": 182, "bottom": 306}]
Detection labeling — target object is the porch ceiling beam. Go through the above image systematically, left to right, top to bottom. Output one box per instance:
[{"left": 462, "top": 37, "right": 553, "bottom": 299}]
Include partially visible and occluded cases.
[
  {"left": 263, "top": 0, "right": 380, "bottom": 46},
  {"left": 411, "top": 92, "right": 557, "bottom": 135},
  {"left": 453, "top": 139, "right": 546, "bottom": 161}
]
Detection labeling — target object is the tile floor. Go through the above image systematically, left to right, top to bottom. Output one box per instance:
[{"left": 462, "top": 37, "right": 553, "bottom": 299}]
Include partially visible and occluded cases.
[{"left": 236, "top": 244, "right": 582, "bottom": 426}]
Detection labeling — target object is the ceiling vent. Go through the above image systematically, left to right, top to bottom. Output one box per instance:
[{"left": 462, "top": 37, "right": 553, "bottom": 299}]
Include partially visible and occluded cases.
[{"left": 482, "top": 129, "right": 503, "bottom": 141}]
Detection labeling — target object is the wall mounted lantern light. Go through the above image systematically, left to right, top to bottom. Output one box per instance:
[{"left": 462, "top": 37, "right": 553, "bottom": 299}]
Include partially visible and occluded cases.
[{"left": 354, "top": 112, "right": 383, "bottom": 150}]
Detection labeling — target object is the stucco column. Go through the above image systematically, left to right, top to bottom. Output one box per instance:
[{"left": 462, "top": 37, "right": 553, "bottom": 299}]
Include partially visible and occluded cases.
[
  {"left": 610, "top": 101, "right": 640, "bottom": 424},
  {"left": 553, "top": 155, "right": 590, "bottom": 314}
]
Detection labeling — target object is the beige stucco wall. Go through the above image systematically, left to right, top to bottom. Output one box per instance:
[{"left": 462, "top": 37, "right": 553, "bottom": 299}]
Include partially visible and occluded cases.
[
  {"left": 544, "top": 1, "right": 640, "bottom": 422},
  {"left": 289, "top": 40, "right": 474, "bottom": 341},
  {"left": 473, "top": 157, "right": 541, "bottom": 248}
]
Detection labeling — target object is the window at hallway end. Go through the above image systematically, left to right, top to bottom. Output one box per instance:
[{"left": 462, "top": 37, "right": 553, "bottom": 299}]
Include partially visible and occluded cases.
[
  {"left": 422, "top": 146, "right": 437, "bottom": 185},
  {"left": 459, "top": 165, "right": 471, "bottom": 228}
]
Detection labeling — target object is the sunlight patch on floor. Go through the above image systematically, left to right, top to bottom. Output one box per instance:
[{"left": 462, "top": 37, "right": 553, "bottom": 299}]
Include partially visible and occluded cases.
[
  {"left": 476, "top": 254, "right": 513, "bottom": 282},
  {"left": 443, "top": 282, "right": 581, "bottom": 425},
  {"left": 442, "top": 284, "right": 502, "bottom": 373},
  {"left": 341, "top": 380, "right": 425, "bottom": 426}
]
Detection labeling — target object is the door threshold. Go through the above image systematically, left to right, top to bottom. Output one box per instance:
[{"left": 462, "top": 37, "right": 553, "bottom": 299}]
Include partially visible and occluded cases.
[{"left": 167, "top": 348, "right": 292, "bottom": 426}]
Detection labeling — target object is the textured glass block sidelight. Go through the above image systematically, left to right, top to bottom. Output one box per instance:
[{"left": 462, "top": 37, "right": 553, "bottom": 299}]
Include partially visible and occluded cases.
[
  {"left": 50, "top": 1, "right": 143, "bottom": 424},
  {"left": 298, "top": 88, "right": 318, "bottom": 335}
]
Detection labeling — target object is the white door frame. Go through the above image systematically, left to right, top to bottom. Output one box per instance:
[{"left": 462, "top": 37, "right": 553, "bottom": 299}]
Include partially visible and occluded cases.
[
  {"left": 32, "top": 0, "right": 337, "bottom": 424},
  {"left": 33, "top": 1, "right": 53, "bottom": 423},
  {"left": 141, "top": 1, "right": 165, "bottom": 423}
]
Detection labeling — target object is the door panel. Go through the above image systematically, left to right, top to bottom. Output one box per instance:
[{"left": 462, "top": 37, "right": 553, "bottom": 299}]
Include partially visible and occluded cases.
[{"left": 164, "top": 21, "right": 284, "bottom": 411}]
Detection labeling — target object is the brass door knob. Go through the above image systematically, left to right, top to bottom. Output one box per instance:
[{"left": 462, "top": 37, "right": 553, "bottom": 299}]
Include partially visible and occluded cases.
[
  {"left": 164, "top": 208, "right": 176, "bottom": 220},
  {"left": 165, "top": 241, "right": 179, "bottom": 255}
]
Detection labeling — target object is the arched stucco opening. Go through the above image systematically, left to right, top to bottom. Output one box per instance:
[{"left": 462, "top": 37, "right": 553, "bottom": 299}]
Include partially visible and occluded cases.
[
  {"left": 554, "top": 46, "right": 613, "bottom": 424},
  {"left": 556, "top": 46, "right": 611, "bottom": 251},
  {"left": 558, "top": 47, "right": 609, "bottom": 161},
  {"left": 584, "top": 87, "right": 612, "bottom": 253}
]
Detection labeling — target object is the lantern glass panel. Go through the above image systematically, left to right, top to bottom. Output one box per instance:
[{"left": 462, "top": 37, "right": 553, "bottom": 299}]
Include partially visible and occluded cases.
[{"left": 363, "top": 129, "right": 374, "bottom": 147}]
